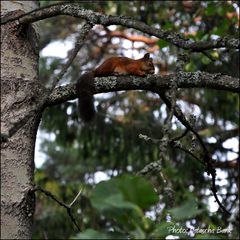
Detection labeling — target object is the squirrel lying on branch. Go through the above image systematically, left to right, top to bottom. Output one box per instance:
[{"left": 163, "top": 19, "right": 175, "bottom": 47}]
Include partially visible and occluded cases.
[{"left": 76, "top": 53, "right": 155, "bottom": 122}]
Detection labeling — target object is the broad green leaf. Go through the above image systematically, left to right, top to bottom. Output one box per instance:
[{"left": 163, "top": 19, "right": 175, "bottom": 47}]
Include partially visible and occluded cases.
[
  {"left": 91, "top": 175, "right": 158, "bottom": 212},
  {"left": 115, "top": 175, "right": 159, "bottom": 209},
  {"left": 90, "top": 178, "right": 144, "bottom": 227},
  {"left": 91, "top": 191, "right": 139, "bottom": 213},
  {"left": 169, "top": 198, "right": 203, "bottom": 220},
  {"left": 151, "top": 222, "right": 176, "bottom": 238},
  {"left": 152, "top": 222, "right": 190, "bottom": 238},
  {"left": 130, "top": 225, "right": 146, "bottom": 239},
  {"left": 72, "top": 229, "right": 124, "bottom": 239}
]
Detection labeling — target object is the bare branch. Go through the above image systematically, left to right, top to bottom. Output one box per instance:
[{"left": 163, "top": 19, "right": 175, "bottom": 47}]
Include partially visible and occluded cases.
[
  {"left": 1, "top": 3, "right": 239, "bottom": 51},
  {"left": 51, "top": 22, "right": 93, "bottom": 91},
  {"left": 158, "top": 91, "right": 231, "bottom": 216},
  {"left": 139, "top": 134, "right": 204, "bottom": 166},
  {"left": 170, "top": 141, "right": 205, "bottom": 165},
  {"left": 69, "top": 188, "right": 83, "bottom": 207}
]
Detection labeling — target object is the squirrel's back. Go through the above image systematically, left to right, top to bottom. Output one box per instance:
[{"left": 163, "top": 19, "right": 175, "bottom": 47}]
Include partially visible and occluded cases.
[{"left": 76, "top": 53, "right": 154, "bottom": 123}]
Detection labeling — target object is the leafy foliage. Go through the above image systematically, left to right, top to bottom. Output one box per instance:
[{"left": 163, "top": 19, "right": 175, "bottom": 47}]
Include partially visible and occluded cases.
[{"left": 33, "top": 1, "right": 239, "bottom": 239}]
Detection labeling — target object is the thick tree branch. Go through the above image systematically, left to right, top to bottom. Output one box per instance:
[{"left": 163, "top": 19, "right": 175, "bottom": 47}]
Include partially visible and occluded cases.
[
  {"left": 1, "top": 1, "right": 237, "bottom": 218},
  {"left": 1, "top": 3, "right": 239, "bottom": 51},
  {"left": 46, "top": 72, "right": 239, "bottom": 107}
]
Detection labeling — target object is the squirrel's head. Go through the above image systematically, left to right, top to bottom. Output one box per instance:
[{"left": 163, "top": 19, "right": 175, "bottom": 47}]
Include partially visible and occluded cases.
[{"left": 141, "top": 53, "right": 155, "bottom": 74}]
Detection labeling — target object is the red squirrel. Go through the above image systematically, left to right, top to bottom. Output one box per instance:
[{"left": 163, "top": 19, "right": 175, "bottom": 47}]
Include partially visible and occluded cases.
[{"left": 76, "top": 53, "right": 155, "bottom": 122}]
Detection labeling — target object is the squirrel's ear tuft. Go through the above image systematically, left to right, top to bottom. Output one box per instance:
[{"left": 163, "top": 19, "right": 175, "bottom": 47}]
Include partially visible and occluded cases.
[{"left": 143, "top": 53, "right": 150, "bottom": 59}]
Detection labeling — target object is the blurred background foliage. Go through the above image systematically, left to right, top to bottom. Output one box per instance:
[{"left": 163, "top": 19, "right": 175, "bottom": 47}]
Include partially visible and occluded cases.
[{"left": 33, "top": 1, "right": 239, "bottom": 239}]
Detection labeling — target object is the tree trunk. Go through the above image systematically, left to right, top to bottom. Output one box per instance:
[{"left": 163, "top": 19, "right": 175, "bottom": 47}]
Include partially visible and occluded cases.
[{"left": 1, "top": 1, "right": 40, "bottom": 239}]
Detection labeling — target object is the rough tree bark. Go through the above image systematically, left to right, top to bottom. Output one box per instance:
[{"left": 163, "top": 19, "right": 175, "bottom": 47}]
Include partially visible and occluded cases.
[{"left": 1, "top": 1, "right": 40, "bottom": 239}]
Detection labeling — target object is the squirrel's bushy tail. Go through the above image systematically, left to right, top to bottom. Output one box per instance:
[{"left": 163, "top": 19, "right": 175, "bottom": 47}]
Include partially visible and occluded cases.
[{"left": 76, "top": 71, "right": 95, "bottom": 122}]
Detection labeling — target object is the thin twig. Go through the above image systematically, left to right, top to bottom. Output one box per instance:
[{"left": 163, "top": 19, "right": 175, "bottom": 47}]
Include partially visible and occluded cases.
[
  {"left": 49, "top": 22, "right": 93, "bottom": 92},
  {"left": 200, "top": 50, "right": 216, "bottom": 62},
  {"left": 158, "top": 52, "right": 231, "bottom": 215},
  {"left": 158, "top": 90, "right": 231, "bottom": 215},
  {"left": 170, "top": 129, "right": 188, "bottom": 142},
  {"left": 139, "top": 133, "right": 204, "bottom": 166},
  {"left": 169, "top": 141, "right": 205, "bottom": 165},
  {"left": 32, "top": 186, "right": 81, "bottom": 232},
  {"left": 69, "top": 188, "right": 83, "bottom": 207}
]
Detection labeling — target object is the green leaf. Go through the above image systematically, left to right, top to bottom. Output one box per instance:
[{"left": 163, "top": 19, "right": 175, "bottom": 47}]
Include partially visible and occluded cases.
[
  {"left": 205, "top": 4, "right": 216, "bottom": 16},
  {"left": 217, "top": 6, "right": 225, "bottom": 16},
  {"left": 211, "top": 19, "right": 228, "bottom": 37},
  {"left": 162, "top": 22, "right": 174, "bottom": 30},
  {"left": 194, "top": 31, "right": 205, "bottom": 41},
  {"left": 158, "top": 39, "right": 170, "bottom": 48},
  {"left": 210, "top": 51, "right": 219, "bottom": 59},
  {"left": 201, "top": 55, "right": 211, "bottom": 65},
  {"left": 185, "top": 61, "right": 196, "bottom": 72},
  {"left": 90, "top": 175, "right": 158, "bottom": 231},
  {"left": 91, "top": 175, "right": 158, "bottom": 212},
  {"left": 115, "top": 175, "right": 159, "bottom": 209},
  {"left": 90, "top": 178, "right": 143, "bottom": 227},
  {"left": 91, "top": 191, "right": 139, "bottom": 213},
  {"left": 169, "top": 198, "right": 203, "bottom": 220},
  {"left": 151, "top": 222, "right": 176, "bottom": 238},
  {"left": 152, "top": 222, "right": 190, "bottom": 238},
  {"left": 130, "top": 225, "right": 146, "bottom": 239},
  {"left": 72, "top": 229, "right": 124, "bottom": 239},
  {"left": 73, "top": 229, "right": 110, "bottom": 239}
]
